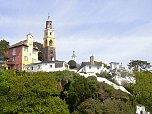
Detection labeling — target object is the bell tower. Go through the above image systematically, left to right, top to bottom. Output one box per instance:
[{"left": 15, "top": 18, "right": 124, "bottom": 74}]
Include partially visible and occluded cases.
[{"left": 42, "top": 15, "right": 56, "bottom": 61}]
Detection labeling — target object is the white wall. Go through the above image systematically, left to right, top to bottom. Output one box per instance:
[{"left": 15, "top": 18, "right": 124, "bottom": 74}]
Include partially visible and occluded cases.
[
  {"left": 26, "top": 62, "right": 68, "bottom": 72},
  {"left": 110, "top": 63, "right": 119, "bottom": 70},
  {"left": 78, "top": 65, "right": 109, "bottom": 76},
  {"left": 113, "top": 75, "right": 136, "bottom": 85},
  {"left": 136, "top": 105, "right": 146, "bottom": 114}
]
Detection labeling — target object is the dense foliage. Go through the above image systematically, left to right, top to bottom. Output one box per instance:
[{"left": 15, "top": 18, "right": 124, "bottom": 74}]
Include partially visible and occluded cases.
[
  {"left": 0, "top": 39, "right": 9, "bottom": 57},
  {"left": 33, "top": 42, "right": 43, "bottom": 61},
  {"left": 68, "top": 60, "right": 77, "bottom": 69},
  {"left": 128, "top": 60, "right": 151, "bottom": 71},
  {"left": 1, "top": 70, "right": 152, "bottom": 113},
  {"left": 0, "top": 71, "right": 69, "bottom": 114},
  {"left": 129, "top": 71, "right": 152, "bottom": 112},
  {"left": 65, "top": 75, "right": 134, "bottom": 113}
]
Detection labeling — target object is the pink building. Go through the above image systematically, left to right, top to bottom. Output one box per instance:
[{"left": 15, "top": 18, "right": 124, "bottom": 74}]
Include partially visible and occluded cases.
[{"left": 7, "top": 34, "right": 38, "bottom": 70}]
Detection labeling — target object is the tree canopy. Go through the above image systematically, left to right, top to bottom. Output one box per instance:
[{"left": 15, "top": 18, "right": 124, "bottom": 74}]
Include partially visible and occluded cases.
[
  {"left": 0, "top": 39, "right": 9, "bottom": 57},
  {"left": 33, "top": 42, "right": 43, "bottom": 61},
  {"left": 68, "top": 60, "right": 77, "bottom": 69},
  {"left": 128, "top": 60, "right": 151, "bottom": 71},
  {"left": 0, "top": 70, "right": 139, "bottom": 114},
  {"left": 0, "top": 71, "right": 70, "bottom": 114},
  {"left": 129, "top": 71, "right": 152, "bottom": 112},
  {"left": 65, "top": 75, "right": 134, "bottom": 113}
]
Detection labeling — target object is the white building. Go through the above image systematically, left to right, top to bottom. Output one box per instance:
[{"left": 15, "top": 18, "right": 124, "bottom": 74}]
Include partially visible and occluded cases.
[
  {"left": 77, "top": 56, "right": 131, "bottom": 94},
  {"left": 78, "top": 56, "right": 109, "bottom": 77},
  {"left": 25, "top": 61, "right": 69, "bottom": 72},
  {"left": 109, "top": 62, "right": 136, "bottom": 85},
  {"left": 110, "top": 62, "right": 120, "bottom": 70},
  {"left": 112, "top": 74, "right": 136, "bottom": 85},
  {"left": 136, "top": 104, "right": 150, "bottom": 114}
]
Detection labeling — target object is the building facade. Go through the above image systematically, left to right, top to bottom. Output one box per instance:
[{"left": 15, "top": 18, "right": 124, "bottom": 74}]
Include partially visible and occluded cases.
[
  {"left": 42, "top": 16, "right": 56, "bottom": 61},
  {"left": 25, "top": 17, "right": 70, "bottom": 72},
  {"left": 7, "top": 34, "right": 38, "bottom": 70},
  {"left": 78, "top": 56, "right": 109, "bottom": 76},
  {"left": 25, "top": 61, "right": 69, "bottom": 72},
  {"left": 136, "top": 105, "right": 150, "bottom": 114}
]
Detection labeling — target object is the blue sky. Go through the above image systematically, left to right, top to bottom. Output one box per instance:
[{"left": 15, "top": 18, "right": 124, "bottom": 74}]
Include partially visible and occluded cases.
[{"left": 1, "top": 0, "right": 152, "bottom": 65}]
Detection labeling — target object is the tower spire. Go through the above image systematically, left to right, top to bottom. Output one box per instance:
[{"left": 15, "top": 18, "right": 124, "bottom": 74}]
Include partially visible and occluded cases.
[
  {"left": 48, "top": 12, "right": 50, "bottom": 20},
  {"left": 71, "top": 51, "right": 77, "bottom": 61}
]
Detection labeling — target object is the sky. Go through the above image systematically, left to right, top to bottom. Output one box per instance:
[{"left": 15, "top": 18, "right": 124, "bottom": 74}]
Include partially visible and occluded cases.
[{"left": 0, "top": 0, "right": 152, "bottom": 66}]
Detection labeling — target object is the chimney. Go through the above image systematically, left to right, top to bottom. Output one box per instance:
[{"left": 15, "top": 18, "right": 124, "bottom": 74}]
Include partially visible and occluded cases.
[{"left": 90, "top": 56, "right": 94, "bottom": 65}]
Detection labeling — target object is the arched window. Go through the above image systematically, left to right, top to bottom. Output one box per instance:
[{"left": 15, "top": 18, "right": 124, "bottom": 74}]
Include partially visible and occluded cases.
[
  {"left": 45, "top": 40, "right": 47, "bottom": 46},
  {"left": 49, "top": 40, "right": 53, "bottom": 46}
]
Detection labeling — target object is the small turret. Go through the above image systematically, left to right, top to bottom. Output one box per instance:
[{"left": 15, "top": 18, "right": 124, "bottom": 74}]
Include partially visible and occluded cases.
[
  {"left": 71, "top": 51, "right": 77, "bottom": 61},
  {"left": 90, "top": 56, "right": 94, "bottom": 65}
]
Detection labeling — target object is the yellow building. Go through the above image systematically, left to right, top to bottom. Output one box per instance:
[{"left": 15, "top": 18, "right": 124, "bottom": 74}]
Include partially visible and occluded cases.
[
  {"left": 7, "top": 33, "right": 38, "bottom": 70},
  {"left": 22, "top": 34, "right": 39, "bottom": 70}
]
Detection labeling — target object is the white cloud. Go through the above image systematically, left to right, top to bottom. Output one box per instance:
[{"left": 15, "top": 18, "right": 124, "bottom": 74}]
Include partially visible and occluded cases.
[
  {"left": 1, "top": 0, "right": 152, "bottom": 66},
  {"left": 56, "top": 34, "right": 152, "bottom": 65}
]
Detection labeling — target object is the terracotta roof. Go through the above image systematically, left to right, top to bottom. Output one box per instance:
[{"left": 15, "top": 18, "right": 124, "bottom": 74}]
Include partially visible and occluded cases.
[{"left": 9, "top": 40, "right": 27, "bottom": 48}]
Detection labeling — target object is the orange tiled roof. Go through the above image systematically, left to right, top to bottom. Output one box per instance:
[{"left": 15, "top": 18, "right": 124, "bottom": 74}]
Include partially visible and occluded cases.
[
  {"left": 9, "top": 39, "right": 39, "bottom": 51},
  {"left": 9, "top": 40, "right": 27, "bottom": 49}
]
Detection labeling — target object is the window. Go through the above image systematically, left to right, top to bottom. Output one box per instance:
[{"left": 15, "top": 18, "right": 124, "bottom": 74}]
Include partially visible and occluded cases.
[
  {"left": 50, "top": 32, "right": 52, "bottom": 35},
  {"left": 45, "top": 40, "right": 47, "bottom": 46},
  {"left": 49, "top": 40, "right": 53, "bottom": 46},
  {"left": 24, "top": 47, "right": 28, "bottom": 52},
  {"left": 12, "top": 48, "right": 16, "bottom": 55},
  {"left": 32, "top": 49, "right": 36, "bottom": 54},
  {"left": 50, "top": 50, "right": 53, "bottom": 54},
  {"left": 0, "top": 56, "right": 2, "bottom": 62},
  {"left": 12, "top": 56, "right": 15, "bottom": 62},
  {"left": 24, "top": 56, "right": 28, "bottom": 61},
  {"left": 50, "top": 57, "right": 53, "bottom": 61},
  {"left": 32, "top": 58, "right": 36, "bottom": 63},
  {"left": 55, "top": 62, "right": 63, "bottom": 68},
  {"left": 16, "top": 64, "right": 18, "bottom": 69},
  {"left": 23, "top": 64, "right": 25, "bottom": 70},
  {"left": 38, "top": 65, "right": 40, "bottom": 69},
  {"left": 50, "top": 65, "right": 52, "bottom": 68},
  {"left": 31, "top": 66, "right": 33, "bottom": 70},
  {"left": 89, "top": 66, "right": 91, "bottom": 69},
  {"left": 97, "top": 66, "right": 99, "bottom": 69}
]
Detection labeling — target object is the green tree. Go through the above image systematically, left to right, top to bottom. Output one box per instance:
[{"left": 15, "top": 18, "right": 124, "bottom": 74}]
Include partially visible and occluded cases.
[
  {"left": 0, "top": 39, "right": 9, "bottom": 57},
  {"left": 33, "top": 42, "right": 43, "bottom": 61},
  {"left": 33, "top": 42, "right": 43, "bottom": 51},
  {"left": 68, "top": 60, "right": 76, "bottom": 69},
  {"left": 128, "top": 60, "right": 151, "bottom": 71},
  {"left": 94, "top": 61, "right": 103, "bottom": 66},
  {"left": 94, "top": 61, "right": 110, "bottom": 69},
  {"left": 0, "top": 71, "right": 70, "bottom": 114},
  {"left": 96, "top": 72, "right": 112, "bottom": 80},
  {"left": 130, "top": 72, "right": 152, "bottom": 112},
  {"left": 67, "top": 75, "right": 92, "bottom": 112},
  {"left": 86, "top": 76, "right": 100, "bottom": 96},
  {"left": 72, "top": 98, "right": 103, "bottom": 114},
  {"left": 102, "top": 99, "right": 134, "bottom": 114}
]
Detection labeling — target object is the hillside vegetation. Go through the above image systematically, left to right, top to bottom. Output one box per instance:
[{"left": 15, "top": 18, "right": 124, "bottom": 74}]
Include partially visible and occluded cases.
[{"left": 0, "top": 70, "right": 151, "bottom": 113}]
